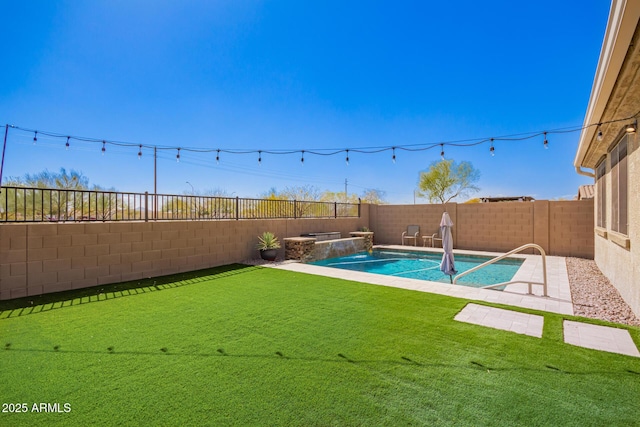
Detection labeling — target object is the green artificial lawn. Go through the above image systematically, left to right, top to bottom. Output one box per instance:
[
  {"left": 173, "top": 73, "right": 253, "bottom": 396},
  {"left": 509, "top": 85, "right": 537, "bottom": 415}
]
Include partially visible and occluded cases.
[{"left": 1, "top": 264, "right": 639, "bottom": 426}]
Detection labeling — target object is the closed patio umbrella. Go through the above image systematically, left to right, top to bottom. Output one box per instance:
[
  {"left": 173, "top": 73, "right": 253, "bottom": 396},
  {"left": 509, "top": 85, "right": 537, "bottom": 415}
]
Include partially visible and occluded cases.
[{"left": 439, "top": 211, "right": 457, "bottom": 283}]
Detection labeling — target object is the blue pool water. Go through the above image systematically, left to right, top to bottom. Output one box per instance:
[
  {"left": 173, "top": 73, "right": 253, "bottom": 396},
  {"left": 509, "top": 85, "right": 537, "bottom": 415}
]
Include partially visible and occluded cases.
[{"left": 310, "top": 249, "right": 524, "bottom": 288}]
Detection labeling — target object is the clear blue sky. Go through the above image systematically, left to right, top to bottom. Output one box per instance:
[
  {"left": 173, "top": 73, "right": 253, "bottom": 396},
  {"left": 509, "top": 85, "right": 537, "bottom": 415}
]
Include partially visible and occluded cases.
[{"left": 0, "top": 1, "right": 610, "bottom": 203}]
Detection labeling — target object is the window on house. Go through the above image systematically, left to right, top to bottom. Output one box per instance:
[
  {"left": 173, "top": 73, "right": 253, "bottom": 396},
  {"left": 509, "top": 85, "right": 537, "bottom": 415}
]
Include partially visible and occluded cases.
[
  {"left": 610, "top": 134, "right": 628, "bottom": 235},
  {"left": 596, "top": 160, "right": 606, "bottom": 228}
]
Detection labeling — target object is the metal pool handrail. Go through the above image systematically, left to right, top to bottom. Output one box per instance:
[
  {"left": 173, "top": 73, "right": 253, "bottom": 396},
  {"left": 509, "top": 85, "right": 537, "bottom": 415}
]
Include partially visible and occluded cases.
[{"left": 452, "top": 243, "right": 548, "bottom": 296}]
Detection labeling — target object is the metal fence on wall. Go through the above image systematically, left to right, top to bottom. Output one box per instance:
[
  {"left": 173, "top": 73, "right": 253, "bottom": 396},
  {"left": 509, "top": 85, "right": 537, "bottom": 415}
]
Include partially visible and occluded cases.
[{"left": 0, "top": 186, "right": 360, "bottom": 222}]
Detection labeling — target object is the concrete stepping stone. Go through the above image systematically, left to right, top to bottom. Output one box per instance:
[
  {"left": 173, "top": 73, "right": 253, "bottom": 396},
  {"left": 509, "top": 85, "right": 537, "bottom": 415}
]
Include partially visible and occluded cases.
[
  {"left": 454, "top": 303, "right": 544, "bottom": 338},
  {"left": 563, "top": 320, "right": 640, "bottom": 357}
]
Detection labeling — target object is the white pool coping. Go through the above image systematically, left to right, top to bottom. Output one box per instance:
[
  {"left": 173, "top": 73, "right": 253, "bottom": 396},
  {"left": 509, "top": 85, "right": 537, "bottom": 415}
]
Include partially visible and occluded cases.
[{"left": 268, "top": 245, "right": 574, "bottom": 315}]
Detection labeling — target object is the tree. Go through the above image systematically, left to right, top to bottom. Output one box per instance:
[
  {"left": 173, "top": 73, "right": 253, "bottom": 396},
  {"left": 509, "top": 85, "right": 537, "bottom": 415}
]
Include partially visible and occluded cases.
[
  {"left": 417, "top": 160, "right": 480, "bottom": 204},
  {"left": 1, "top": 168, "right": 118, "bottom": 221},
  {"left": 4, "top": 168, "right": 97, "bottom": 189},
  {"left": 256, "top": 185, "right": 324, "bottom": 218},
  {"left": 276, "top": 185, "right": 322, "bottom": 202},
  {"left": 319, "top": 189, "right": 387, "bottom": 204},
  {"left": 360, "top": 189, "right": 387, "bottom": 204},
  {"left": 320, "top": 191, "right": 359, "bottom": 204}
]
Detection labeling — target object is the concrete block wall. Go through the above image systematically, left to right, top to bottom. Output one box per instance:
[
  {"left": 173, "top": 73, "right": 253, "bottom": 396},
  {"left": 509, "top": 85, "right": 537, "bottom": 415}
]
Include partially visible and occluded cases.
[
  {"left": 1, "top": 200, "right": 598, "bottom": 301},
  {"left": 369, "top": 200, "right": 594, "bottom": 258},
  {"left": 549, "top": 200, "right": 594, "bottom": 258},
  {"left": 456, "top": 202, "right": 534, "bottom": 252},
  {"left": 369, "top": 203, "right": 455, "bottom": 246},
  {"left": 0, "top": 209, "right": 369, "bottom": 300}
]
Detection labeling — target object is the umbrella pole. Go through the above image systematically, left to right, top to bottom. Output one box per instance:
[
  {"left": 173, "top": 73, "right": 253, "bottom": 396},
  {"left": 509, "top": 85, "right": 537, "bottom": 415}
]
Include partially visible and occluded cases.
[{"left": 449, "top": 275, "right": 453, "bottom": 284}]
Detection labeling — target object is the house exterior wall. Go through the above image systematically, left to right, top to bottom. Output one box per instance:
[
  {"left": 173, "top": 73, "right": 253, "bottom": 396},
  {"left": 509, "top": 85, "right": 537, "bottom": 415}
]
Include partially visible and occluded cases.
[
  {"left": 573, "top": 0, "right": 640, "bottom": 317},
  {"left": 594, "top": 132, "right": 639, "bottom": 316}
]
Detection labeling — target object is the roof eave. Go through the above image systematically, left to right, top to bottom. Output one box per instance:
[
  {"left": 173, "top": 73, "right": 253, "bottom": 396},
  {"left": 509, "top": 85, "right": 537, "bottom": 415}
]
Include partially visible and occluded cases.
[{"left": 574, "top": 0, "right": 640, "bottom": 170}]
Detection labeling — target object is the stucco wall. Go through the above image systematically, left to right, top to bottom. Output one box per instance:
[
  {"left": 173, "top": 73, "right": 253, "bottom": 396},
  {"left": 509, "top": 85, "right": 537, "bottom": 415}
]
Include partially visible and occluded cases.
[{"left": 594, "top": 135, "right": 639, "bottom": 316}]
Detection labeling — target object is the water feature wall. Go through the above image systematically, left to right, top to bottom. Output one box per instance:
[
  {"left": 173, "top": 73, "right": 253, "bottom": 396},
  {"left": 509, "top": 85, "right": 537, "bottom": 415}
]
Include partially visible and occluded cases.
[
  {"left": 284, "top": 232, "right": 374, "bottom": 262},
  {"left": 312, "top": 237, "right": 367, "bottom": 261}
]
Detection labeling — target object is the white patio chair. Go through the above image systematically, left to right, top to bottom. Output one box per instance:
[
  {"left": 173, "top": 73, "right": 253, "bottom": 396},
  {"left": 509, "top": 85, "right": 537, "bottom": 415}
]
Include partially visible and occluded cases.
[
  {"left": 402, "top": 225, "right": 420, "bottom": 246},
  {"left": 431, "top": 229, "right": 443, "bottom": 248}
]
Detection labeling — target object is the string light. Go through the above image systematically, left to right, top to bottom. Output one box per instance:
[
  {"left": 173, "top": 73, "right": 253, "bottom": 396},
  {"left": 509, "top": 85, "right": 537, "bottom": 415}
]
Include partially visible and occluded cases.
[
  {"left": 6, "top": 112, "right": 640, "bottom": 166},
  {"left": 596, "top": 123, "right": 603, "bottom": 141},
  {"left": 65, "top": 136, "right": 70, "bottom": 150},
  {"left": 490, "top": 138, "right": 495, "bottom": 156},
  {"left": 138, "top": 144, "right": 142, "bottom": 159},
  {"left": 176, "top": 148, "right": 181, "bottom": 162},
  {"left": 258, "top": 150, "right": 262, "bottom": 165}
]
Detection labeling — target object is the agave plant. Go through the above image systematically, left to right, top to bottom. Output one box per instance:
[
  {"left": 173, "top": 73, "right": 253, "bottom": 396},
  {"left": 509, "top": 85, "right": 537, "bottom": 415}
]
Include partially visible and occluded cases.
[{"left": 256, "top": 231, "right": 281, "bottom": 251}]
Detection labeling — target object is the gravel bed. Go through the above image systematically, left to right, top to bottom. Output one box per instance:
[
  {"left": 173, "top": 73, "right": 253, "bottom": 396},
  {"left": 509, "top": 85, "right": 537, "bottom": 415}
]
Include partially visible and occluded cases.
[{"left": 566, "top": 257, "right": 640, "bottom": 327}]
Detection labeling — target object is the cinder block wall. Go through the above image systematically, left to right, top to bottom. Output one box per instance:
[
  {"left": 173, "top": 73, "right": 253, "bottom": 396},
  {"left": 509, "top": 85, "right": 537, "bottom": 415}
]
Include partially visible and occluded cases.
[
  {"left": 1, "top": 200, "right": 595, "bottom": 301},
  {"left": 369, "top": 200, "right": 594, "bottom": 258},
  {"left": 548, "top": 200, "right": 594, "bottom": 257},
  {"left": 456, "top": 202, "right": 534, "bottom": 252},
  {"left": 369, "top": 203, "right": 456, "bottom": 246},
  {"left": 0, "top": 208, "right": 369, "bottom": 300}
]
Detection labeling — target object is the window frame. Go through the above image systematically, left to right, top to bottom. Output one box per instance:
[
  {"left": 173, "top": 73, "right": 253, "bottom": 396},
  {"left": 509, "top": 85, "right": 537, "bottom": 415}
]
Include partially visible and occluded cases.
[
  {"left": 609, "top": 133, "right": 628, "bottom": 235},
  {"left": 595, "top": 159, "right": 606, "bottom": 229}
]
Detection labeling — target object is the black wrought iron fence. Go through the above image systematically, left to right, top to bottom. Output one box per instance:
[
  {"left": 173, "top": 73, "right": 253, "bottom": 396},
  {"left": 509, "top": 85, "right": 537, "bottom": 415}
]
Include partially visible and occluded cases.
[{"left": 0, "top": 186, "right": 360, "bottom": 222}]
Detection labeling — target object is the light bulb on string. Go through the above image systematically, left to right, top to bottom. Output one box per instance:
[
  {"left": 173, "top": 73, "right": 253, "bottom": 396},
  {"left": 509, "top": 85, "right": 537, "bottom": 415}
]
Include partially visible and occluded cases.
[
  {"left": 596, "top": 123, "right": 603, "bottom": 141},
  {"left": 33, "top": 131, "right": 37, "bottom": 144},
  {"left": 543, "top": 132, "right": 548, "bottom": 149},
  {"left": 65, "top": 136, "right": 70, "bottom": 150},
  {"left": 490, "top": 139, "right": 495, "bottom": 157},
  {"left": 101, "top": 141, "right": 106, "bottom": 155},
  {"left": 440, "top": 144, "right": 445, "bottom": 160},
  {"left": 138, "top": 145, "right": 142, "bottom": 159},
  {"left": 392, "top": 147, "right": 396, "bottom": 164},
  {"left": 176, "top": 148, "right": 181, "bottom": 162},
  {"left": 216, "top": 149, "right": 220, "bottom": 164},
  {"left": 345, "top": 149, "right": 350, "bottom": 166},
  {"left": 258, "top": 150, "right": 262, "bottom": 166},
  {"left": 301, "top": 150, "right": 305, "bottom": 165}
]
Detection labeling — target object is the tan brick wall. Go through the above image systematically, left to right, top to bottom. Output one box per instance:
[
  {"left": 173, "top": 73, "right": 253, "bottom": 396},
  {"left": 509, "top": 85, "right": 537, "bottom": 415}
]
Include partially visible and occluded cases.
[
  {"left": 1, "top": 200, "right": 598, "bottom": 301},
  {"left": 369, "top": 200, "right": 593, "bottom": 257},
  {"left": 549, "top": 200, "right": 594, "bottom": 258},
  {"left": 457, "top": 202, "right": 534, "bottom": 253},
  {"left": 0, "top": 208, "right": 369, "bottom": 300}
]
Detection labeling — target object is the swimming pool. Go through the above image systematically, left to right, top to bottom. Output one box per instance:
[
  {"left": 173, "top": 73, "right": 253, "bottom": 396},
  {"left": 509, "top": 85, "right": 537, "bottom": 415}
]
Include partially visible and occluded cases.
[{"left": 309, "top": 249, "right": 524, "bottom": 287}]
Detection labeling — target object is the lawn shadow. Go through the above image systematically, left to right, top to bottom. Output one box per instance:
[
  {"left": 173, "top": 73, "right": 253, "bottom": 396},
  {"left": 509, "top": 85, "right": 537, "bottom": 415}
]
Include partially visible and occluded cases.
[
  {"left": 0, "top": 263, "right": 260, "bottom": 319},
  {"left": 3, "top": 345, "right": 638, "bottom": 377}
]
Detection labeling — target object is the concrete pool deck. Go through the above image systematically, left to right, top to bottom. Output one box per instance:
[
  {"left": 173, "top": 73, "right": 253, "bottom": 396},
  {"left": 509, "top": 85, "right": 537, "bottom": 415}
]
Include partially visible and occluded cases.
[
  {"left": 262, "top": 245, "right": 639, "bottom": 358},
  {"left": 274, "top": 245, "right": 575, "bottom": 315}
]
